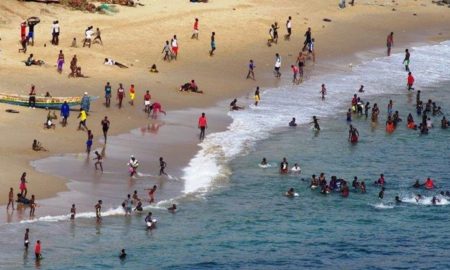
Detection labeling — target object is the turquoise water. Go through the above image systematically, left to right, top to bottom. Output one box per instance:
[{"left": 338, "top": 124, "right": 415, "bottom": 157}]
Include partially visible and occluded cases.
[{"left": 1, "top": 84, "right": 449, "bottom": 269}]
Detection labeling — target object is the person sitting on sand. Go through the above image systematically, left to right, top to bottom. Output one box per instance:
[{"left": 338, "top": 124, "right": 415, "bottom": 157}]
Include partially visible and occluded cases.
[
  {"left": 25, "top": 54, "right": 44, "bottom": 66},
  {"left": 104, "top": 58, "right": 128, "bottom": 68},
  {"left": 149, "top": 64, "right": 159, "bottom": 73},
  {"left": 75, "top": 67, "right": 88, "bottom": 78},
  {"left": 179, "top": 80, "right": 203, "bottom": 93},
  {"left": 230, "top": 99, "right": 244, "bottom": 111},
  {"left": 44, "top": 112, "right": 56, "bottom": 129},
  {"left": 32, "top": 139, "right": 47, "bottom": 151}
]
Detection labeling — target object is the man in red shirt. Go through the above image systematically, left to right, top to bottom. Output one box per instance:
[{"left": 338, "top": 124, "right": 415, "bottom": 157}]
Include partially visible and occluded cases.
[
  {"left": 191, "top": 18, "right": 199, "bottom": 40},
  {"left": 21, "top": 22, "right": 27, "bottom": 41},
  {"left": 407, "top": 72, "right": 415, "bottom": 91},
  {"left": 198, "top": 112, "right": 207, "bottom": 141},
  {"left": 35, "top": 240, "right": 42, "bottom": 260}
]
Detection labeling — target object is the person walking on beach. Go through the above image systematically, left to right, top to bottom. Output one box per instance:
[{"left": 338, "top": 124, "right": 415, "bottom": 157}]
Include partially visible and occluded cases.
[
  {"left": 285, "top": 16, "right": 292, "bottom": 40},
  {"left": 191, "top": 18, "right": 199, "bottom": 39},
  {"left": 51, "top": 20, "right": 60, "bottom": 45},
  {"left": 303, "top": 27, "right": 312, "bottom": 51},
  {"left": 209, "top": 32, "right": 216, "bottom": 56},
  {"left": 386, "top": 32, "right": 394, "bottom": 56},
  {"left": 171, "top": 35, "right": 178, "bottom": 60},
  {"left": 162, "top": 40, "right": 171, "bottom": 61},
  {"left": 403, "top": 49, "right": 410, "bottom": 72},
  {"left": 57, "top": 50, "right": 64, "bottom": 73},
  {"left": 274, "top": 53, "right": 282, "bottom": 78},
  {"left": 70, "top": 55, "right": 77, "bottom": 77},
  {"left": 246, "top": 59, "right": 255, "bottom": 80},
  {"left": 291, "top": 65, "right": 299, "bottom": 84},
  {"left": 407, "top": 72, "right": 415, "bottom": 91},
  {"left": 105, "top": 82, "right": 112, "bottom": 107},
  {"left": 117, "top": 83, "right": 125, "bottom": 109},
  {"left": 129, "top": 84, "right": 136, "bottom": 106},
  {"left": 320, "top": 84, "right": 327, "bottom": 100},
  {"left": 28, "top": 85, "right": 36, "bottom": 109},
  {"left": 254, "top": 86, "right": 260, "bottom": 106},
  {"left": 60, "top": 101, "right": 70, "bottom": 126},
  {"left": 77, "top": 108, "right": 88, "bottom": 131},
  {"left": 198, "top": 112, "right": 207, "bottom": 141},
  {"left": 101, "top": 116, "right": 110, "bottom": 142},
  {"left": 86, "top": 130, "right": 93, "bottom": 155},
  {"left": 94, "top": 151, "right": 103, "bottom": 172},
  {"left": 159, "top": 157, "right": 167, "bottom": 176},
  {"left": 20, "top": 172, "right": 28, "bottom": 198},
  {"left": 146, "top": 185, "right": 157, "bottom": 204},
  {"left": 7, "top": 187, "right": 14, "bottom": 210},
  {"left": 29, "top": 195, "right": 36, "bottom": 217},
  {"left": 95, "top": 200, "right": 102, "bottom": 221},
  {"left": 70, "top": 204, "right": 76, "bottom": 220},
  {"left": 24, "top": 228, "right": 30, "bottom": 249},
  {"left": 34, "top": 240, "right": 42, "bottom": 260}
]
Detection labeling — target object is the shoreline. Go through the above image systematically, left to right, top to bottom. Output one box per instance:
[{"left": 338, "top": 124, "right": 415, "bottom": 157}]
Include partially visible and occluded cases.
[{"left": 1, "top": 0, "right": 450, "bottom": 215}]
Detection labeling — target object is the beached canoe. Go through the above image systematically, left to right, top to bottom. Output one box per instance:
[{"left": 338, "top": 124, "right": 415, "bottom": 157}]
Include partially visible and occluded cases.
[{"left": 0, "top": 93, "right": 84, "bottom": 109}]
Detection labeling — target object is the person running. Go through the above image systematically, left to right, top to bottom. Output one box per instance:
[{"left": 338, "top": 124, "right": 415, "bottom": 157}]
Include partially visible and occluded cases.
[
  {"left": 285, "top": 16, "right": 292, "bottom": 39},
  {"left": 191, "top": 18, "right": 199, "bottom": 39},
  {"left": 209, "top": 32, "right": 216, "bottom": 56},
  {"left": 386, "top": 32, "right": 394, "bottom": 56},
  {"left": 403, "top": 49, "right": 410, "bottom": 72},
  {"left": 57, "top": 50, "right": 64, "bottom": 73},
  {"left": 274, "top": 53, "right": 281, "bottom": 78},
  {"left": 246, "top": 59, "right": 255, "bottom": 80},
  {"left": 407, "top": 72, "right": 415, "bottom": 91},
  {"left": 104, "top": 82, "right": 112, "bottom": 107},
  {"left": 117, "top": 83, "right": 125, "bottom": 109},
  {"left": 129, "top": 84, "right": 136, "bottom": 105},
  {"left": 320, "top": 84, "right": 326, "bottom": 100},
  {"left": 254, "top": 86, "right": 260, "bottom": 106},
  {"left": 144, "top": 90, "right": 152, "bottom": 113},
  {"left": 77, "top": 108, "right": 88, "bottom": 131},
  {"left": 198, "top": 112, "right": 207, "bottom": 141},
  {"left": 101, "top": 116, "right": 110, "bottom": 142},
  {"left": 348, "top": 125, "right": 359, "bottom": 143},
  {"left": 94, "top": 151, "right": 103, "bottom": 172},
  {"left": 159, "top": 157, "right": 167, "bottom": 176},
  {"left": 20, "top": 172, "right": 28, "bottom": 198},
  {"left": 146, "top": 185, "right": 157, "bottom": 204},
  {"left": 7, "top": 187, "right": 14, "bottom": 210},
  {"left": 95, "top": 200, "right": 102, "bottom": 221},
  {"left": 70, "top": 204, "right": 76, "bottom": 220},
  {"left": 24, "top": 228, "right": 30, "bottom": 249},
  {"left": 34, "top": 240, "right": 42, "bottom": 260}
]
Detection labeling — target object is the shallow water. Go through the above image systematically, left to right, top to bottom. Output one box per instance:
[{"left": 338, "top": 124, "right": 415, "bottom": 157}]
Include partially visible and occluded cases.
[{"left": 1, "top": 42, "right": 450, "bottom": 269}]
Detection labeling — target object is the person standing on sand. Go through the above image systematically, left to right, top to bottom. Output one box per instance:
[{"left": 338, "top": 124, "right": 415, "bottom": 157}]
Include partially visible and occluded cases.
[
  {"left": 285, "top": 16, "right": 292, "bottom": 39},
  {"left": 191, "top": 18, "right": 199, "bottom": 39},
  {"left": 27, "top": 19, "right": 39, "bottom": 46},
  {"left": 51, "top": 20, "right": 60, "bottom": 45},
  {"left": 83, "top": 26, "right": 94, "bottom": 48},
  {"left": 93, "top": 28, "right": 102, "bottom": 45},
  {"left": 209, "top": 32, "right": 216, "bottom": 56},
  {"left": 386, "top": 32, "right": 394, "bottom": 56},
  {"left": 171, "top": 35, "right": 178, "bottom": 60},
  {"left": 162, "top": 40, "right": 171, "bottom": 61},
  {"left": 403, "top": 49, "right": 410, "bottom": 72},
  {"left": 57, "top": 50, "right": 64, "bottom": 73},
  {"left": 274, "top": 53, "right": 282, "bottom": 78},
  {"left": 70, "top": 55, "right": 77, "bottom": 77},
  {"left": 246, "top": 59, "right": 255, "bottom": 80},
  {"left": 104, "top": 82, "right": 112, "bottom": 107},
  {"left": 117, "top": 83, "right": 125, "bottom": 109},
  {"left": 129, "top": 84, "right": 136, "bottom": 105},
  {"left": 320, "top": 84, "right": 327, "bottom": 100},
  {"left": 28, "top": 85, "right": 36, "bottom": 109},
  {"left": 254, "top": 86, "right": 260, "bottom": 106},
  {"left": 144, "top": 90, "right": 152, "bottom": 113},
  {"left": 60, "top": 101, "right": 70, "bottom": 126},
  {"left": 77, "top": 108, "right": 88, "bottom": 131},
  {"left": 198, "top": 112, "right": 207, "bottom": 141},
  {"left": 101, "top": 116, "right": 110, "bottom": 142},
  {"left": 94, "top": 151, "right": 103, "bottom": 172},
  {"left": 159, "top": 157, "right": 167, "bottom": 176},
  {"left": 20, "top": 172, "right": 28, "bottom": 198},
  {"left": 7, "top": 187, "right": 14, "bottom": 210},
  {"left": 95, "top": 200, "right": 102, "bottom": 221},
  {"left": 24, "top": 228, "right": 30, "bottom": 249}
]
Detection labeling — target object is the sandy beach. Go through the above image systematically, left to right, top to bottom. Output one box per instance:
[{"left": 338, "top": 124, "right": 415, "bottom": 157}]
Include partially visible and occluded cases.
[{"left": 1, "top": 0, "right": 450, "bottom": 207}]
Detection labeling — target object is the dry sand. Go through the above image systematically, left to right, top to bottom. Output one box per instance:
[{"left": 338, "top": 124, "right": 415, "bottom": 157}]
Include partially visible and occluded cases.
[{"left": 0, "top": 0, "right": 450, "bottom": 205}]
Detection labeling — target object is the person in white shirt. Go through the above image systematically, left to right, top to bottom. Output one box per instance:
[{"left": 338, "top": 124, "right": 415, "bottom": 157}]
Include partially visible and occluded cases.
[
  {"left": 286, "top": 16, "right": 292, "bottom": 39},
  {"left": 51, "top": 20, "right": 60, "bottom": 45},
  {"left": 83, "top": 26, "right": 94, "bottom": 48},
  {"left": 171, "top": 35, "right": 178, "bottom": 60},
  {"left": 274, "top": 53, "right": 281, "bottom": 78}
]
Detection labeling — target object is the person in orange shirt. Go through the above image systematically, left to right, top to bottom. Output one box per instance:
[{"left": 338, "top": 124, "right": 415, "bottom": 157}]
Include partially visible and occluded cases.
[
  {"left": 407, "top": 72, "right": 415, "bottom": 91},
  {"left": 129, "top": 84, "right": 136, "bottom": 106},
  {"left": 198, "top": 112, "right": 207, "bottom": 141}
]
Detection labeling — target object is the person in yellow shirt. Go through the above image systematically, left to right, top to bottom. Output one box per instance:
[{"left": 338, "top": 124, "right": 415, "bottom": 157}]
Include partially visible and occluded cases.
[
  {"left": 129, "top": 84, "right": 136, "bottom": 106},
  {"left": 77, "top": 108, "right": 88, "bottom": 130}
]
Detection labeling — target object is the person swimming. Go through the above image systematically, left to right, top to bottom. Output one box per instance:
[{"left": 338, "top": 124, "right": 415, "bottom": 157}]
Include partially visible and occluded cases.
[
  {"left": 289, "top": 117, "right": 297, "bottom": 127},
  {"left": 260, "top": 158, "right": 268, "bottom": 166},
  {"left": 280, "top": 158, "right": 289, "bottom": 174},
  {"left": 291, "top": 163, "right": 301, "bottom": 173},
  {"left": 310, "top": 174, "right": 319, "bottom": 189},
  {"left": 352, "top": 176, "right": 360, "bottom": 190},
  {"left": 424, "top": 177, "right": 436, "bottom": 189},
  {"left": 412, "top": 180, "right": 422, "bottom": 188},
  {"left": 341, "top": 182, "right": 349, "bottom": 197},
  {"left": 378, "top": 187, "right": 385, "bottom": 199},
  {"left": 285, "top": 188, "right": 295, "bottom": 197},
  {"left": 415, "top": 194, "right": 422, "bottom": 202},
  {"left": 395, "top": 196, "right": 402, "bottom": 203},
  {"left": 431, "top": 196, "right": 440, "bottom": 205},
  {"left": 168, "top": 204, "right": 177, "bottom": 213},
  {"left": 145, "top": 212, "right": 156, "bottom": 229},
  {"left": 119, "top": 249, "right": 127, "bottom": 260}
]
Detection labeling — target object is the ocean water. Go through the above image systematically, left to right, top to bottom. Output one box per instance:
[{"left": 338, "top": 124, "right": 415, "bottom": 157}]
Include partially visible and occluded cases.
[{"left": 1, "top": 42, "right": 450, "bottom": 269}]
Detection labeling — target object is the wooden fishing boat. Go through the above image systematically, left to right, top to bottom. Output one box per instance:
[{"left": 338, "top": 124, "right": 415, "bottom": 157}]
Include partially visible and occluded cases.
[{"left": 0, "top": 93, "right": 84, "bottom": 109}]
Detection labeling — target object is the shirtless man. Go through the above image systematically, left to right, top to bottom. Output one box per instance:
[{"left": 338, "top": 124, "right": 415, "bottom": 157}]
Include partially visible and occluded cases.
[
  {"left": 93, "top": 151, "right": 103, "bottom": 172},
  {"left": 7, "top": 187, "right": 14, "bottom": 210},
  {"left": 95, "top": 200, "right": 102, "bottom": 221}
]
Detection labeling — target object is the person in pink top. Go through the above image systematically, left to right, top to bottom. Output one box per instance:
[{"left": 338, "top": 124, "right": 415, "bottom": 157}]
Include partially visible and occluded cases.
[
  {"left": 291, "top": 65, "right": 299, "bottom": 84},
  {"left": 198, "top": 112, "right": 207, "bottom": 141}
]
